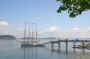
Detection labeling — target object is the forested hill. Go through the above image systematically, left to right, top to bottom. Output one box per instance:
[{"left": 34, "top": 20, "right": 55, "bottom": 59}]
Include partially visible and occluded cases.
[{"left": 0, "top": 35, "right": 16, "bottom": 40}]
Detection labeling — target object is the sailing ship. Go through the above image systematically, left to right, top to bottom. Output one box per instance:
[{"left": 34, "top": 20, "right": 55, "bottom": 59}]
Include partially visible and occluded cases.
[{"left": 21, "top": 21, "right": 44, "bottom": 47}]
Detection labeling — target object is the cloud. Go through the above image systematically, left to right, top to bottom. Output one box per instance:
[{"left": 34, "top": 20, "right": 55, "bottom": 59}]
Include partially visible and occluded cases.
[
  {"left": 0, "top": 21, "right": 9, "bottom": 29},
  {"left": 0, "top": 21, "right": 16, "bottom": 35},
  {"left": 1, "top": 22, "right": 90, "bottom": 38},
  {"left": 8, "top": 26, "right": 90, "bottom": 38},
  {"left": 40, "top": 26, "right": 60, "bottom": 37},
  {"left": 47, "top": 26, "right": 60, "bottom": 33},
  {"left": 13, "top": 27, "right": 90, "bottom": 38},
  {"left": 38, "top": 27, "right": 90, "bottom": 38},
  {"left": 59, "top": 27, "right": 90, "bottom": 38},
  {"left": 72, "top": 27, "right": 81, "bottom": 31},
  {"left": 86, "top": 27, "right": 90, "bottom": 31},
  {"left": 15, "top": 28, "right": 25, "bottom": 35},
  {"left": 16, "top": 28, "right": 24, "bottom": 31}
]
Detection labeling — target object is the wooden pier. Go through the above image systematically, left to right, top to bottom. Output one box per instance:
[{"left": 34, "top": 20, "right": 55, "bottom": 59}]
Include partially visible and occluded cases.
[{"left": 42, "top": 38, "right": 90, "bottom": 53}]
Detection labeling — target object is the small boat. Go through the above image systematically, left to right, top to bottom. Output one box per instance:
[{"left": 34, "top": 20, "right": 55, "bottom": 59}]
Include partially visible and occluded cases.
[
  {"left": 72, "top": 43, "right": 90, "bottom": 49},
  {"left": 72, "top": 45, "right": 81, "bottom": 48}
]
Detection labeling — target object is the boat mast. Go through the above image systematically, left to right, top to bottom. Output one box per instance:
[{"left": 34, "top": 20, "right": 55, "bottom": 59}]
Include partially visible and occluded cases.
[
  {"left": 24, "top": 21, "right": 27, "bottom": 41},
  {"left": 32, "top": 21, "right": 37, "bottom": 44},
  {"left": 28, "top": 22, "right": 30, "bottom": 39},
  {"left": 32, "top": 22, "right": 35, "bottom": 44},
  {"left": 36, "top": 23, "right": 37, "bottom": 44}
]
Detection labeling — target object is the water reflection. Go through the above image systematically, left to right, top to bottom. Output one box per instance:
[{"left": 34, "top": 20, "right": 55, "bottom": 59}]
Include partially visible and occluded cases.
[
  {"left": 0, "top": 40, "right": 90, "bottom": 59},
  {"left": 19, "top": 43, "right": 87, "bottom": 59},
  {"left": 20, "top": 46, "right": 79, "bottom": 59},
  {"left": 21, "top": 46, "right": 38, "bottom": 59}
]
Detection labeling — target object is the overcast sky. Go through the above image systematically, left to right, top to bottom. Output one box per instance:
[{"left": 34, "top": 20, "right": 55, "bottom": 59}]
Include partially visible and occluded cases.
[{"left": 0, "top": 0, "right": 90, "bottom": 38}]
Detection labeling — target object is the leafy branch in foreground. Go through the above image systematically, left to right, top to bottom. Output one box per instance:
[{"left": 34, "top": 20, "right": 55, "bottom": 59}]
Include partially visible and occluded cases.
[{"left": 56, "top": 0, "right": 90, "bottom": 18}]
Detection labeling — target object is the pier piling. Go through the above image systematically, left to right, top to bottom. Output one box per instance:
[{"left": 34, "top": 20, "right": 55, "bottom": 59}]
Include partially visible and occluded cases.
[
  {"left": 46, "top": 39, "right": 90, "bottom": 54},
  {"left": 65, "top": 39, "right": 68, "bottom": 53},
  {"left": 73, "top": 41, "right": 76, "bottom": 52},
  {"left": 82, "top": 41, "right": 85, "bottom": 54},
  {"left": 51, "top": 42, "right": 54, "bottom": 51},
  {"left": 58, "top": 42, "right": 61, "bottom": 51}
]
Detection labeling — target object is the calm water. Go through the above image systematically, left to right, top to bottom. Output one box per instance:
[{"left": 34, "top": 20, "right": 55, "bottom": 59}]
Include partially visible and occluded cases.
[{"left": 0, "top": 39, "right": 90, "bottom": 59}]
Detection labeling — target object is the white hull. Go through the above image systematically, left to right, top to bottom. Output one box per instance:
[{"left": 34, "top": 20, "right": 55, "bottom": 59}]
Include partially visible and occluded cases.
[
  {"left": 21, "top": 40, "right": 44, "bottom": 47},
  {"left": 21, "top": 41, "right": 30, "bottom": 46}
]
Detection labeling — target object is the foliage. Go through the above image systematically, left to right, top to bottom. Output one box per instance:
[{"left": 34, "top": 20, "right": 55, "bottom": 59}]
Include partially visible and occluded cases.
[{"left": 56, "top": 0, "right": 90, "bottom": 18}]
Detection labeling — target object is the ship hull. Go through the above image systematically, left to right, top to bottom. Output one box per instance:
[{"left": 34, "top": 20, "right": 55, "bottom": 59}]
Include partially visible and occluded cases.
[{"left": 21, "top": 41, "right": 44, "bottom": 47}]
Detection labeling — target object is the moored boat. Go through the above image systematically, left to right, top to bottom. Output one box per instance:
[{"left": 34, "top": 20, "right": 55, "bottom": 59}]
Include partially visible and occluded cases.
[{"left": 21, "top": 21, "right": 44, "bottom": 47}]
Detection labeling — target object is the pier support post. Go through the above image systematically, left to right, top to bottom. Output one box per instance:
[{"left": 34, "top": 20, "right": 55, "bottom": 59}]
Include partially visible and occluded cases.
[
  {"left": 65, "top": 39, "right": 68, "bottom": 53},
  {"left": 73, "top": 41, "right": 76, "bottom": 53},
  {"left": 82, "top": 41, "right": 85, "bottom": 54},
  {"left": 51, "top": 42, "right": 54, "bottom": 51},
  {"left": 58, "top": 42, "right": 61, "bottom": 51}
]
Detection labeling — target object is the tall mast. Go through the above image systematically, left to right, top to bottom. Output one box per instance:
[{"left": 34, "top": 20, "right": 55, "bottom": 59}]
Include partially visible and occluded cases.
[
  {"left": 24, "top": 21, "right": 27, "bottom": 41},
  {"left": 28, "top": 22, "right": 30, "bottom": 39},
  {"left": 32, "top": 22, "right": 35, "bottom": 44},
  {"left": 36, "top": 23, "right": 37, "bottom": 44}
]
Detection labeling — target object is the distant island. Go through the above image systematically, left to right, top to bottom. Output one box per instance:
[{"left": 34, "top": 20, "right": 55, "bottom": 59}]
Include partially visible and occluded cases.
[{"left": 0, "top": 35, "right": 16, "bottom": 40}]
